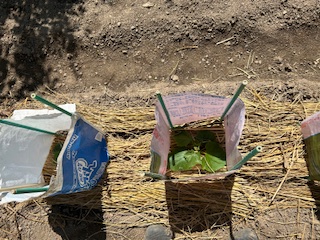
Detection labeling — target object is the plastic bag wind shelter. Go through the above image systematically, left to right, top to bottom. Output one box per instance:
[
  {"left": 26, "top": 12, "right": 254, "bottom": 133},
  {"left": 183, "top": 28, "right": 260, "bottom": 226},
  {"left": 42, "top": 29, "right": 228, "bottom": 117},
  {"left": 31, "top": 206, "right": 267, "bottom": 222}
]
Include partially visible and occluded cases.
[
  {"left": 150, "top": 92, "right": 246, "bottom": 180},
  {"left": 0, "top": 104, "right": 109, "bottom": 203},
  {"left": 301, "top": 111, "right": 320, "bottom": 181}
]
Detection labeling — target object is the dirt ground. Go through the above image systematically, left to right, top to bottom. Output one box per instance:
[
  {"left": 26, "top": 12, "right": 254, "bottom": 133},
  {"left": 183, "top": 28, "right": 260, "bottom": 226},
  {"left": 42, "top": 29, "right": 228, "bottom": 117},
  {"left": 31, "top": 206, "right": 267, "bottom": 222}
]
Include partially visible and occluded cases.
[{"left": 1, "top": 0, "right": 320, "bottom": 239}]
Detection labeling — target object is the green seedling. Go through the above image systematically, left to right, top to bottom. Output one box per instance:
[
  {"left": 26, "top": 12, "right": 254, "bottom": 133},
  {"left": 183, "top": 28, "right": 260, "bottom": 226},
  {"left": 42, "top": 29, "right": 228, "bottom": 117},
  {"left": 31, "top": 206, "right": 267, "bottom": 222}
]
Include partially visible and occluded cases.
[{"left": 169, "top": 130, "right": 226, "bottom": 173}]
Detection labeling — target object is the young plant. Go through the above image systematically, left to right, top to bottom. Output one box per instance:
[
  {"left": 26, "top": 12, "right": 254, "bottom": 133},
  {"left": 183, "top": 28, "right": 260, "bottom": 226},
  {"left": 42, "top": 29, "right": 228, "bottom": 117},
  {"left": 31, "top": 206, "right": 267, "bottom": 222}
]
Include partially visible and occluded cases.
[{"left": 168, "top": 130, "right": 226, "bottom": 173}]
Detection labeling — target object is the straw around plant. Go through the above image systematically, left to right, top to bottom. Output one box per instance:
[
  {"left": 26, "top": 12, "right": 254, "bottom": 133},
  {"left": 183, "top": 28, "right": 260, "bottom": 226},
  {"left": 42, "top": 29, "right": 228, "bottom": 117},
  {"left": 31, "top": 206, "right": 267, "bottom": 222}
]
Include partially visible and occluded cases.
[{"left": 5, "top": 86, "right": 320, "bottom": 239}]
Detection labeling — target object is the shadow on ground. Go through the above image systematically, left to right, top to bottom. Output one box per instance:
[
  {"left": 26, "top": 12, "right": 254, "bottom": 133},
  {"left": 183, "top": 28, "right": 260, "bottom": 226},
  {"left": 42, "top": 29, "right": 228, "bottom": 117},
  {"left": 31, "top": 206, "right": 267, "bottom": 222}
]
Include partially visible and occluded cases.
[
  {"left": 0, "top": 0, "right": 82, "bottom": 99},
  {"left": 304, "top": 137, "right": 320, "bottom": 222},
  {"left": 46, "top": 174, "right": 108, "bottom": 240},
  {"left": 165, "top": 175, "right": 235, "bottom": 238},
  {"left": 308, "top": 181, "right": 320, "bottom": 218}
]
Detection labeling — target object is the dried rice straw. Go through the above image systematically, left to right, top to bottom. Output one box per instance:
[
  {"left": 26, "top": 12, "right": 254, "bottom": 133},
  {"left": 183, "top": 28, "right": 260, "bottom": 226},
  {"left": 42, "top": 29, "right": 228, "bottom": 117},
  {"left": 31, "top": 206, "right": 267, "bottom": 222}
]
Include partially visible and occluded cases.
[{"left": 3, "top": 86, "right": 320, "bottom": 239}]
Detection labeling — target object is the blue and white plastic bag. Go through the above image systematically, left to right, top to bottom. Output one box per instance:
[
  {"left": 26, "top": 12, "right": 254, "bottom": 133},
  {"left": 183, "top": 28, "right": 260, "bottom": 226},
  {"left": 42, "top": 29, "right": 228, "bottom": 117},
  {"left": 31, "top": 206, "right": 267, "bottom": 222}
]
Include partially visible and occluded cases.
[
  {"left": 0, "top": 106, "right": 109, "bottom": 204},
  {"left": 46, "top": 114, "right": 109, "bottom": 196}
]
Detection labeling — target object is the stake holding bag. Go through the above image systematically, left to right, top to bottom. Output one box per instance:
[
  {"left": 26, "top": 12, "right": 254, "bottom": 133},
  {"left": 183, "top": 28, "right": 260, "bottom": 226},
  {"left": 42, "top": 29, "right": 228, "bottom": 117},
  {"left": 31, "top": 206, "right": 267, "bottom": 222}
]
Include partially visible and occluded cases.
[
  {"left": 220, "top": 80, "right": 248, "bottom": 121},
  {"left": 149, "top": 85, "right": 248, "bottom": 180},
  {"left": 31, "top": 93, "right": 73, "bottom": 117},
  {"left": 0, "top": 94, "right": 109, "bottom": 202},
  {"left": 0, "top": 103, "right": 73, "bottom": 192},
  {"left": 0, "top": 119, "right": 56, "bottom": 135}
]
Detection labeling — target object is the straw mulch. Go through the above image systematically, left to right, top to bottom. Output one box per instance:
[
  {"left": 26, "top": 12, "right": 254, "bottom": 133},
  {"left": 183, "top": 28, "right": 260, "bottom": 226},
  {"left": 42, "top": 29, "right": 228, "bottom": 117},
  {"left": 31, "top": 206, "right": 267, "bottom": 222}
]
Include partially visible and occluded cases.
[{"left": 5, "top": 88, "right": 320, "bottom": 238}]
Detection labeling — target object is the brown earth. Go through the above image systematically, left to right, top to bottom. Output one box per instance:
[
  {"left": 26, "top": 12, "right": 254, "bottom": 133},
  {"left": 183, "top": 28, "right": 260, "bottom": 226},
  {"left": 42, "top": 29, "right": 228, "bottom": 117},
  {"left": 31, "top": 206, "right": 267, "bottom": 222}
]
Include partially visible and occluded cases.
[{"left": 1, "top": 0, "right": 320, "bottom": 239}]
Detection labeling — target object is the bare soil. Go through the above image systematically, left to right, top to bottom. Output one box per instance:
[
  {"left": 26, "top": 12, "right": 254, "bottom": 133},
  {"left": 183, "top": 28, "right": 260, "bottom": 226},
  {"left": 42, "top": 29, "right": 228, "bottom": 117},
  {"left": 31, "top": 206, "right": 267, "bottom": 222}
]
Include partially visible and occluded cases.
[{"left": 1, "top": 0, "right": 320, "bottom": 239}]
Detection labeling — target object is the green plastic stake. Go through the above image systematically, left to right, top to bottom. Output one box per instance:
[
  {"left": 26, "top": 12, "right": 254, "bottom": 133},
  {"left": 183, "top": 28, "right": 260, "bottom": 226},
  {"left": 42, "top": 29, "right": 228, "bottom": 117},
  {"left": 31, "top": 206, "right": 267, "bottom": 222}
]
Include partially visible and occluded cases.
[
  {"left": 220, "top": 80, "right": 248, "bottom": 121},
  {"left": 156, "top": 92, "right": 174, "bottom": 129},
  {"left": 31, "top": 93, "right": 73, "bottom": 117},
  {"left": 0, "top": 119, "right": 57, "bottom": 135},
  {"left": 231, "top": 146, "right": 263, "bottom": 170},
  {"left": 143, "top": 172, "right": 167, "bottom": 180},
  {"left": 13, "top": 186, "right": 49, "bottom": 194}
]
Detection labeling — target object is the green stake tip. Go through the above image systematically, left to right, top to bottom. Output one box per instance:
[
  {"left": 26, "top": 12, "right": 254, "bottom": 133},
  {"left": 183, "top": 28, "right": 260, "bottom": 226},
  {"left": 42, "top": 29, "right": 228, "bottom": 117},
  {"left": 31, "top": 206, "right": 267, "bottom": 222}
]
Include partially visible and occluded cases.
[
  {"left": 220, "top": 80, "right": 248, "bottom": 120},
  {"left": 31, "top": 93, "right": 73, "bottom": 117},
  {"left": 231, "top": 146, "right": 263, "bottom": 171},
  {"left": 256, "top": 146, "right": 263, "bottom": 152},
  {"left": 143, "top": 172, "right": 167, "bottom": 180},
  {"left": 13, "top": 186, "right": 49, "bottom": 194}
]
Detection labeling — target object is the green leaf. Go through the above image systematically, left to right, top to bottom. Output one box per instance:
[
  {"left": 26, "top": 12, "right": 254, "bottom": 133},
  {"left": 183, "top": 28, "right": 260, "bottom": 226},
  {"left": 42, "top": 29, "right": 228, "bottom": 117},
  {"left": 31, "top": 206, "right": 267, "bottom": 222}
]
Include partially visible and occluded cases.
[
  {"left": 169, "top": 131, "right": 227, "bottom": 173},
  {"left": 173, "top": 131, "right": 193, "bottom": 147},
  {"left": 195, "top": 131, "right": 216, "bottom": 142},
  {"left": 201, "top": 141, "right": 226, "bottom": 172},
  {"left": 205, "top": 141, "right": 226, "bottom": 160},
  {"left": 52, "top": 142, "right": 63, "bottom": 162},
  {"left": 169, "top": 150, "right": 202, "bottom": 171},
  {"left": 202, "top": 153, "right": 226, "bottom": 172}
]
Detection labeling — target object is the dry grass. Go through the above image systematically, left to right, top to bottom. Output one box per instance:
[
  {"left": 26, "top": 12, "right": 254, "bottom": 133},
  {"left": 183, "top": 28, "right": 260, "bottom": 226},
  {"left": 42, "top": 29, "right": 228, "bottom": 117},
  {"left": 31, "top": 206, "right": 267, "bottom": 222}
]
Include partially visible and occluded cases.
[{"left": 2, "top": 86, "right": 320, "bottom": 239}]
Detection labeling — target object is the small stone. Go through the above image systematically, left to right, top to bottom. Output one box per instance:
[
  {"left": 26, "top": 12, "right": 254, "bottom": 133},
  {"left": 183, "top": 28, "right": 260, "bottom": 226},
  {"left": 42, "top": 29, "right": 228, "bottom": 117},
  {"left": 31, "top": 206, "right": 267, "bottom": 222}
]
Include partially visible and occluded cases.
[
  {"left": 142, "top": 2, "right": 154, "bottom": 8},
  {"left": 117, "top": 22, "right": 121, "bottom": 27},
  {"left": 274, "top": 56, "right": 283, "bottom": 64},
  {"left": 63, "top": 73, "right": 67, "bottom": 77},
  {"left": 170, "top": 74, "right": 179, "bottom": 82},
  {"left": 145, "top": 225, "right": 172, "bottom": 240},
  {"left": 230, "top": 228, "right": 258, "bottom": 240}
]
